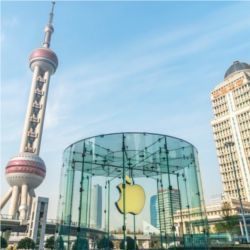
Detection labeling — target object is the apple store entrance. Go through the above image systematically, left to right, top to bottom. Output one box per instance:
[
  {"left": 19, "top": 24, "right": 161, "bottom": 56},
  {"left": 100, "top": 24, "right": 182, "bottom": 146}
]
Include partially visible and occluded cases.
[{"left": 56, "top": 132, "right": 209, "bottom": 250}]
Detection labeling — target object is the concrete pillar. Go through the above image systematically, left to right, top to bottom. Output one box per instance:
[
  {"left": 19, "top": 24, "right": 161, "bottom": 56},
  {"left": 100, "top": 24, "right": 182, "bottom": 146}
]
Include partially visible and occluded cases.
[
  {"left": 20, "top": 65, "right": 40, "bottom": 153},
  {"left": 35, "top": 71, "right": 50, "bottom": 154},
  {"left": 19, "top": 184, "right": 28, "bottom": 221},
  {"left": 8, "top": 186, "right": 19, "bottom": 218},
  {"left": 0, "top": 188, "right": 12, "bottom": 210},
  {"left": 27, "top": 188, "right": 35, "bottom": 219},
  {"left": 27, "top": 194, "right": 32, "bottom": 219},
  {"left": 183, "top": 221, "right": 187, "bottom": 234},
  {"left": 239, "top": 221, "right": 244, "bottom": 236},
  {"left": 179, "top": 222, "right": 183, "bottom": 236}
]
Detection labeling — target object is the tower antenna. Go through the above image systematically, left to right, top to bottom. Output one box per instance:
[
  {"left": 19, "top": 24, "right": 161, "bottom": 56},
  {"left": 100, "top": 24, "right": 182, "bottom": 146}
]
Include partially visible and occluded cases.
[
  {"left": 43, "top": 1, "right": 56, "bottom": 48},
  {"left": 49, "top": 1, "right": 55, "bottom": 25}
]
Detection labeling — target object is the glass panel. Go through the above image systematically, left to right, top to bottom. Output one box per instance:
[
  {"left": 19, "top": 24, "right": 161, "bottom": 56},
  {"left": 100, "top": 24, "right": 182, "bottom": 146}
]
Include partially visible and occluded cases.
[{"left": 56, "top": 132, "right": 209, "bottom": 249}]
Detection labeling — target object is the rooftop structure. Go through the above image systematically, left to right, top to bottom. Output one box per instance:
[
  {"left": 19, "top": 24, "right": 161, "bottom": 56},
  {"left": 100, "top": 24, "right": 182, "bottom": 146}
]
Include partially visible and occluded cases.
[{"left": 224, "top": 61, "right": 250, "bottom": 79}]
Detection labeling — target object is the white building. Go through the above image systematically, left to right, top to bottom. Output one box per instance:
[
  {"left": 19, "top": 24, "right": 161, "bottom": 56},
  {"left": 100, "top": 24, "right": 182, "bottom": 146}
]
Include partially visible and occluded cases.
[
  {"left": 211, "top": 61, "right": 250, "bottom": 202},
  {"left": 90, "top": 184, "right": 102, "bottom": 229},
  {"left": 158, "top": 189, "right": 180, "bottom": 234},
  {"left": 28, "top": 197, "right": 49, "bottom": 250}
]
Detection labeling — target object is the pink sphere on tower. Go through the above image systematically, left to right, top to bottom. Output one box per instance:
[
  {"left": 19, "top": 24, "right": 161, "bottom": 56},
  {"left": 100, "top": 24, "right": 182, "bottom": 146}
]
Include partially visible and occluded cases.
[
  {"left": 29, "top": 47, "right": 58, "bottom": 74},
  {"left": 5, "top": 153, "right": 46, "bottom": 189}
]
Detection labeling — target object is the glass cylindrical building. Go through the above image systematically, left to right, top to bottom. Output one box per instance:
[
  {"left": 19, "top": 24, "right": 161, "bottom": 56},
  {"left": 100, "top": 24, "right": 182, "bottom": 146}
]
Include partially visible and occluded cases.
[{"left": 56, "top": 132, "right": 209, "bottom": 249}]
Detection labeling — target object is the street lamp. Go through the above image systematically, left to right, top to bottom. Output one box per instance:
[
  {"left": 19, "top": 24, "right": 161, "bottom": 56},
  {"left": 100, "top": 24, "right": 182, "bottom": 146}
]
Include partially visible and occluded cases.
[
  {"left": 224, "top": 141, "right": 249, "bottom": 243},
  {"left": 105, "top": 172, "right": 121, "bottom": 249}
]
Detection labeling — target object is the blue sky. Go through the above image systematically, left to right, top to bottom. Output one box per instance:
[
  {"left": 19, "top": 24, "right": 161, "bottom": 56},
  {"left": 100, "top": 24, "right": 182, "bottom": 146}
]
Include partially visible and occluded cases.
[{"left": 1, "top": 1, "right": 250, "bottom": 223}]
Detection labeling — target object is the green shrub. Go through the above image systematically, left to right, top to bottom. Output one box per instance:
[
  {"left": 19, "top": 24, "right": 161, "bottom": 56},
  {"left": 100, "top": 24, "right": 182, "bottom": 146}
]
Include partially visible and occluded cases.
[
  {"left": 1, "top": 236, "right": 8, "bottom": 248},
  {"left": 45, "top": 236, "right": 55, "bottom": 249},
  {"left": 119, "top": 236, "right": 138, "bottom": 250},
  {"left": 17, "top": 237, "right": 35, "bottom": 249},
  {"left": 97, "top": 237, "right": 114, "bottom": 249},
  {"left": 72, "top": 238, "right": 88, "bottom": 250}
]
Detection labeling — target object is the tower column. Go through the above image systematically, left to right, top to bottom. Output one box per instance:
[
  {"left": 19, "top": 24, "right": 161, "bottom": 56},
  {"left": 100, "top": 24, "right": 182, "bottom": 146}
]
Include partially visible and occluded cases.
[
  {"left": 20, "top": 65, "right": 40, "bottom": 153},
  {"left": 36, "top": 71, "right": 51, "bottom": 154},
  {"left": 19, "top": 184, "right": 28, "bottom": 221},
  {"left": 8, "top": 186, "right": 19, "bottom": 218},
  {"left": 0, "top": 188, "right": 12, "bottom": 210},
  {"left": 27, "top": 189, "right": 35, "bottom": 217}
]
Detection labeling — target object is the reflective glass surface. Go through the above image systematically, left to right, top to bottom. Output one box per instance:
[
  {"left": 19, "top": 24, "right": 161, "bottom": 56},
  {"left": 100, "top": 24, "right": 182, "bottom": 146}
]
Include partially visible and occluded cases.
[{"left": 57, "top": 132, "right": 209, "bottom": 249}]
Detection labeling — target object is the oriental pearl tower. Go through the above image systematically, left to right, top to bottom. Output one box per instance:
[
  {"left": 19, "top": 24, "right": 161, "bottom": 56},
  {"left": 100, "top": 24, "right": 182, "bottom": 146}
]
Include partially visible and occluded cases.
[{"left": 0, "top": 2, "right": 58, "bottom": 223}]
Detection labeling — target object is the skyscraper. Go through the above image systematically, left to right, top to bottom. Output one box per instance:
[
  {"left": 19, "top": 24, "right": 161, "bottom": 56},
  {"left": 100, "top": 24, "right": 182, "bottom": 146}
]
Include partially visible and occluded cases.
[
  {"left": 0, "top": 2, "right": 58, "bottom": 222},
  {"left": 211, "top": 61, "right": 250, "bottom": 202},
  {"left": 91, "top": 184, "right": 102, "bottom": 228},
  {"left": 150, "top": 189, "right": 180, "bottom": 234},
  {"left": 158, "top": 189, "right": 180, "bottom": 234},
  {"left": 150, "top": 195, "right": 158, "bottom": 228}
]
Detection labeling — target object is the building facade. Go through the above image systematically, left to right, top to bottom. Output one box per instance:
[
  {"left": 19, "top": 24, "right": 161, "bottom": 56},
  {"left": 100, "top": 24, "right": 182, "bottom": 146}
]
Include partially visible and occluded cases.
[
  {"left": 211, "top": 61, "right": 250, "bottom": 202},
  {"left": 158, "top": 189, "right": 181, "bottom": 234},
  {"left": 27, "top": 197, "right": 49, "bottom": 249},
  {"left": 173, "top": 199, "right": 250, "bottom": 235}
]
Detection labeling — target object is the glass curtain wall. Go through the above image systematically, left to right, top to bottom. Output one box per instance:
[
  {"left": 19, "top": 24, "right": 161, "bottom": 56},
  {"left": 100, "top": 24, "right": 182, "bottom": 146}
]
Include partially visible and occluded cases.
[{"left": 56, "top": 132, "right": 209, "bottom": 250}]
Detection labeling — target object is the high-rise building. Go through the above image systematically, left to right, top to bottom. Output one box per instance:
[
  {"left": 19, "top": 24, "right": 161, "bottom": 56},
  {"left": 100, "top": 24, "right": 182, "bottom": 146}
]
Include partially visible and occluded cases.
[
  {"left": 0, "top": 2, "right": 58, "bottom": 223},
  {"left": 211, "top": 61, "right": 250, "bottom": 202},
  {"left": 91, "top": 184, "right": 102, "bottom": 228},
  {"left": 153, "top": 189, "right": 180, "bottom": 234},
  {"left": 159, "top": 189, "right": 180, "bottom": 234},
  {"left": 150, "top": 195, "right": 158, "bottom": 228},
  {"left": 27, "top": 197, "right": 49, "bottom": 249}
]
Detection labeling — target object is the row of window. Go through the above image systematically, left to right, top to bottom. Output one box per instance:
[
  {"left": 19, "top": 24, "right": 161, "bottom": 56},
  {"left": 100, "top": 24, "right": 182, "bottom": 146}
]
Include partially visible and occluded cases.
[
  {"left": 233, "top": 82, "right": 249, "bottom": 97},
  {"left": 235, "top": 100, "right": 250, "bottom": 110},
  {"left": 213, "top": 127, "right": 232, "bottom": 137},
  {"left": 219, "top": 158, "right": 239, "bottom": 169},
  {"left": 222, "top": 170, "right": 242, "bottom": 182},
  {"left": 225, "top": 189, "right": 247, "bottom": 200}
]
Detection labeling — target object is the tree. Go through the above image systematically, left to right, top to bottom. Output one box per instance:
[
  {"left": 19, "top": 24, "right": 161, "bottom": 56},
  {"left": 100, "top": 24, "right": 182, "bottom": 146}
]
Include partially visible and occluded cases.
[
  {"left": 215, "top": 202, "right": 240, "bottom": 239},
  {"left": 1, "top": 236, "right": 8, "bottom": 248},
  {"left": 45, "top": 236, "right": 55, "bottom": 249},
  {"left": 54, "top": 236, "right": 64, "bottom": 250},
  {"left": 119, "top": 236, "right": 138, "bottom": 250},
  {"left": 17, "top": 237, "right": 35, "bottom": 249},
  {"left": 97, "top": 237, "right": 114, "bottom": 249},
  {"left": 72, "top": 238, "right": 88, "bottom": 250}
]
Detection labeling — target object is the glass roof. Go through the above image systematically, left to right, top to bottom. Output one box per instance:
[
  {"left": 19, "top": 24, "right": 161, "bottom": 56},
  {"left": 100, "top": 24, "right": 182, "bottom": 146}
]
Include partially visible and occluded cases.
[{"left": 64, "top": 132, "right": 197, "bottom": 178}]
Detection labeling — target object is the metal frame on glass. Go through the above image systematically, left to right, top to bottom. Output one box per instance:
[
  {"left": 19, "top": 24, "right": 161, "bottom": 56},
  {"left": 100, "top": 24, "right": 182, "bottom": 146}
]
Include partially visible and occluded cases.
[{"left": 56, "top": 132, "right": 209, "bottom": 250}]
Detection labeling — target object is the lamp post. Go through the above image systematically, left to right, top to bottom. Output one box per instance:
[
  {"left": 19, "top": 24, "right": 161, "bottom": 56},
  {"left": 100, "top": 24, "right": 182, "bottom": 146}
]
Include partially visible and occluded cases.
[
  {"left": 224, "top": 141, "right": 249, "bottom": 243},
  {"left": 105, "top": 171, "right": 122, "bottom": 249}
]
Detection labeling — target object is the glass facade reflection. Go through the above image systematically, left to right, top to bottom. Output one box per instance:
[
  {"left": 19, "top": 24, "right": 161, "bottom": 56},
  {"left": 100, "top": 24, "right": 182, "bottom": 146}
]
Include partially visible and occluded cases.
[{"left": 56, "top": 132, "right": 209, "bottom": 249}]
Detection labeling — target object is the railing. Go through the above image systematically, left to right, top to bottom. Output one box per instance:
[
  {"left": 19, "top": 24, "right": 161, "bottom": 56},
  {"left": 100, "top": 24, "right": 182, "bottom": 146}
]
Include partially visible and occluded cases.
[
  {"left": 32, "top": 103, "right": 42, "bottom": 109},
  {"left": 29, "top": 117, "right": 40, "bottom": 123},
  {"left": 27, "top": 131, "right": 37, "bottom": 138},
  {"left": 0, "top": 214, "right": 18, "bottom": 220}
]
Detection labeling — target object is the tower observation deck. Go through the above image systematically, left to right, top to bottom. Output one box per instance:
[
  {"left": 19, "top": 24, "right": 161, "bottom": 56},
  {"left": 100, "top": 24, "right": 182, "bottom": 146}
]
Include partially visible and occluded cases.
[{"left": 0, "top": 2, "right": 58, "bottom": 223}]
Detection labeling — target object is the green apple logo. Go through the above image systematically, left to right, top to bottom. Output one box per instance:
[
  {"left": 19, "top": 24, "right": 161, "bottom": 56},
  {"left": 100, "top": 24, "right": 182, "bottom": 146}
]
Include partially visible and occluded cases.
[{"left": 116, "top": 176, "right": 146, "bottom": 215}]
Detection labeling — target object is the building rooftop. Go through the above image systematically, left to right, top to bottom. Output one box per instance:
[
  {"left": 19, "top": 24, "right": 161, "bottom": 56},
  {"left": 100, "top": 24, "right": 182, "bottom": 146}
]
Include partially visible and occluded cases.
[{"left": 224, "top": 60, "right": 250, "bottom": 79}]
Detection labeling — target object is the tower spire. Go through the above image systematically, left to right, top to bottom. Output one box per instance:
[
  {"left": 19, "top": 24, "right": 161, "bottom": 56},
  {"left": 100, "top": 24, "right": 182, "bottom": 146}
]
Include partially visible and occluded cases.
[
  {"left": 43, "top": 1, "right": 56, "bottom": 48},
  {"left": 49, "top": 1, "right": 55, "bottom": 24}
]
